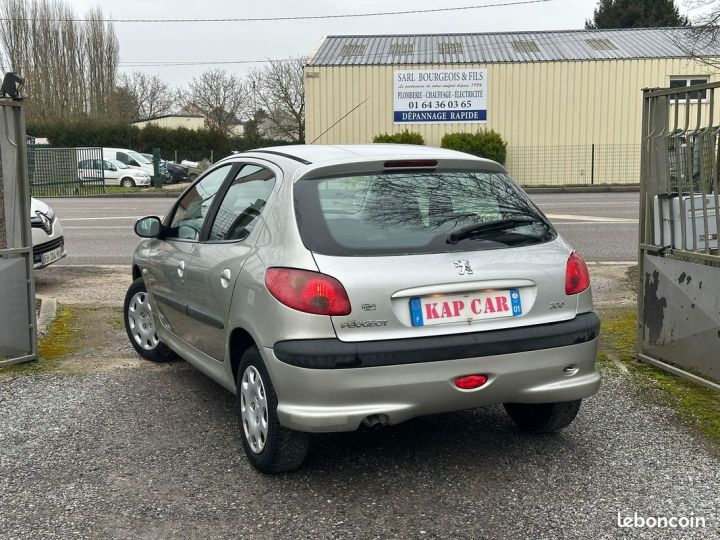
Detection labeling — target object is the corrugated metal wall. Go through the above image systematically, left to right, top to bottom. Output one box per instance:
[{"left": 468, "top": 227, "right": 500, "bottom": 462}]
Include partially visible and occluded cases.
[{"left": 305, "top": 58, "right": 718, "bottom": 185}]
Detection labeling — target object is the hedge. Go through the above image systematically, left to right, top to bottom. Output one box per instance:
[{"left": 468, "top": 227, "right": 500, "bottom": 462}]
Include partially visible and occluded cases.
[
  {"left": 26, "top": 119, "right": 293, "bottom": 162},
  {"left": 372, "top": 130, "right": 425, "bottom": 145},
  {"left": 440, "top": 130, "right": 507, "bottom": 165}
]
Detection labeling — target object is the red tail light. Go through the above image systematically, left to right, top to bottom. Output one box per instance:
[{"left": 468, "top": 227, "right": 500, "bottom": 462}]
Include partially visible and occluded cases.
[
  {"left": 565, "top": 252, "right": 590, "bottom": 295},
  {"left": 265, "top": 268, "right": 351, "bottom": 316},
  {"left": 454, "top": 374, "right": 488, "bottom": 390}
]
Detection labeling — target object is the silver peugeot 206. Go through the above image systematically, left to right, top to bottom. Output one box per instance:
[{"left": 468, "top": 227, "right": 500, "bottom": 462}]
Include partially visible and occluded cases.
[{"left": 124, "top": 145, "right": 600, "bottom": 473}]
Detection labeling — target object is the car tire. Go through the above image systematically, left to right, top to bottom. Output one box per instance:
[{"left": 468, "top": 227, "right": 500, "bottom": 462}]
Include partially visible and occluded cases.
[
  {"left": 120, "top": 177, "right": 136, "bottom": 188},
  {"left": 123, "top": 278, "right": 176, "bottom": 362},
  {"left": 236, "top": 346, "right": 309, "bottom": 473},
  {"left": 503, "top": 400, "right": 582, "bottom": 433}
]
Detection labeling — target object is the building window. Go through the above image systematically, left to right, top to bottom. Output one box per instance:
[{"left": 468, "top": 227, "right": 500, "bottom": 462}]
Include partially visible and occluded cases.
[
  {"left": 585, "top": 38, "right": 617, "bottom": 51},
  {"left": 511, "top": 40, "right": 540, "bottom": 54},
  {"left": 438, "top": 42, "right": 463, "bottom": 55},
  {"left": 390, "top": 43, "right": 414, "bottom": 56},
  {"left": 339, "top": 44, "right": 367, "bottom": 57},
  {"left": 670, "top": 77, "right": 709, "bottom": 101}
]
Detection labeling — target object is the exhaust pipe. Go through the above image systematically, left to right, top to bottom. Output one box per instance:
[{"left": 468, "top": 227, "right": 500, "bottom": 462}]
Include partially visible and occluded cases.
[{"left": 362, "top": 414, "right": 389, "bottom": 429}]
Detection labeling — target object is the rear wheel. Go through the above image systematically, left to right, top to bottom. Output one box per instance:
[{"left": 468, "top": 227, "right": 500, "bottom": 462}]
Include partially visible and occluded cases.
[
  {"left": 120, "top": 177, "right": 135, "bottom": 188},
  {"left": 123, "top": 278, "right": 176, "bottom": 362},
  {"left": 237, "top": 346, "right": 309, "bottom": 473},
  {"left": 504, "top": 400, "right": 582, "bottom": 433}
]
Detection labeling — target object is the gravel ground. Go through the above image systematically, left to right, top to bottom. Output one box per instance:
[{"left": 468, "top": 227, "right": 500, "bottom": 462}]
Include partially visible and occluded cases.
[
  {"left": 0, "top": 265, "right": 716, "bottom": 539},
  {"left": 1, "top": 366, "right": 718, "bottom": 539}
]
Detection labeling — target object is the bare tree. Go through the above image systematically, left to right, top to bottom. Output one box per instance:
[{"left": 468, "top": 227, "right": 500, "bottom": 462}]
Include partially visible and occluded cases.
[
  {"left": 0, "top": 0, "right": 118, "bottom": 120},
  {"left": 84, "top": 6, "right": 119, "bottom": 117},
  {"left": 248, "top": 58, "right": 305, "bottom": 142},
  {"left": 182, "top": 69, "right": 250, "bottom": 135},
  {"left": 118, "top": 71, "right": 176, "bottom": 120}
]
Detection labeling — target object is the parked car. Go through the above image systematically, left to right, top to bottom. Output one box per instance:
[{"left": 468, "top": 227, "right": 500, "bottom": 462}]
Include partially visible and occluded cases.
[
  {"left": 124, "top": 145, "right": 600, "bottom": 473},
  {"left": 139, "top": 153, "right": 171, "bottom": 183},
  {"left": 78, "top": 158, "right": 151, "bottom": 187},
  {"left": 180, "top": 159, "right": 210, "bottom": 181},
  {"left": 164, "top": 162, "right": 190, "bottom": 183},
  {"left": 31, "top": 198, "right": 66, "bottom": 269}
]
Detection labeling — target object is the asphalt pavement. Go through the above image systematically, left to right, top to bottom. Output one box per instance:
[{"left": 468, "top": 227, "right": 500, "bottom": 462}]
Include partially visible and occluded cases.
[{"left": 45, "top": 192, "right": 639, "bottom": 266}]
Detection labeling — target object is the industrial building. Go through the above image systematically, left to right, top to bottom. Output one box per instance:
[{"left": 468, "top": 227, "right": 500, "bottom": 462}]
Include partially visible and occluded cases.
[{"left": 304, "top": 27, "right": 720, "bottom": 185}]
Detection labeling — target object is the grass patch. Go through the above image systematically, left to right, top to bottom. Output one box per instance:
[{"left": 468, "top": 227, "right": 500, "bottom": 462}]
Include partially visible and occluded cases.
[
  {"left": 105, "top": 186, "right": 164, "bottom": 194},
  {"left": 1, "top": 305, "right": 82, "bottom": 375},
  {"left": 37, "top": 305, "right": 82, "bottom": 360},
  {"left": 599, "top": 306, "right": 720, "bottom": 444},
  {"left": 107, "top": 315, "right": 125, "bottom": 332}
]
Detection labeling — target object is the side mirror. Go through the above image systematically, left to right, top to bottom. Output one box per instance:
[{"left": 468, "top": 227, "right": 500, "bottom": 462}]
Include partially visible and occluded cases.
[{"left": 134, "top": 216, "right": 162, "bottom": 238}]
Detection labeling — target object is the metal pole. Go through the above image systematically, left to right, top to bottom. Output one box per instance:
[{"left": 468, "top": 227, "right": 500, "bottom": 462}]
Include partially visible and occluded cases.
[
  {"left": 637, "top": 90, "right": 651, "bottom": 358},
  {"left": 590, "top": 144, "right": 595, "bottom": 185},
  {"left": 152, "top": 147, "right": 162, "bottom": 188}
]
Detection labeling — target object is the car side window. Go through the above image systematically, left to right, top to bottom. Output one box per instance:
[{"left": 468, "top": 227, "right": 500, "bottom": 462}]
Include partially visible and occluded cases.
[
  {"left": 116, "top": 152, "right": 130, "bottom": 165},
  {"left": 166, "top": 164, "right": 233, "bottom": 241},
  {"left": 208, "top": 165, "right": 276, "bottom": 242}
]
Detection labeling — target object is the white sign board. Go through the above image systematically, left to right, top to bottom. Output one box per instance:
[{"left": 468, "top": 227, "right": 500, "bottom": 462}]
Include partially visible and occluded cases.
[{"left": 393, "top": 69, "right": 487, "bottom": 124}]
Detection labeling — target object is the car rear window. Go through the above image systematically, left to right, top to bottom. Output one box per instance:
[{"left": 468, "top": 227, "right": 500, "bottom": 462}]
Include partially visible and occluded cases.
[{"left": 294, "top": 170, "right": 555, "bottom": 256}]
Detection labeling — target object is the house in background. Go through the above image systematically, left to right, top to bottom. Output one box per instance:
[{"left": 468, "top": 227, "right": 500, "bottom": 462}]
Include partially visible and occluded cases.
[
  {"left": 132, "top": 113, "right": 245, "bottom": 136},
  {"left": 132, "top": 113, "right": 205, "bottom": 131}
]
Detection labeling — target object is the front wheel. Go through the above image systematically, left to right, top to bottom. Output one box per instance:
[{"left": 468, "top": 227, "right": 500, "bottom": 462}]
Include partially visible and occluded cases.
[
  {"left": 120, "top": 177, "right": 136, "bottom": 188},
  {"left": 123, "top": 278, "right": 176, "bottom": 362},
  {"left": 237, "top": 346, "right": 309, "bottom": 473},
  {"left": 504, "top": 400, "right": 582, "bottom": 433}
]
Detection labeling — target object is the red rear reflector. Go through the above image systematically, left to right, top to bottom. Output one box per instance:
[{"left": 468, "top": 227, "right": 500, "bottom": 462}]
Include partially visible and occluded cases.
[
  {"left": 383, "top": 159, "right": 438, "bottom": 168},
  {"left": 565, "top": 251, "right": 591, "bottom": 295},
  {"left": 265, "top": 268, "right": 351, "bottom": 316},
  {"left": 454, "top": 374, "right": 488, "bottom": 390}
]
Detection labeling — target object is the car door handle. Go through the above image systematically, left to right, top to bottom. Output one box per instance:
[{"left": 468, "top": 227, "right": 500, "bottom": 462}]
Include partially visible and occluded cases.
[
  {"left": 177, "top": 260, "right": 186, "bottom": 279},
  {"left": 220, "top": 268, "right": 231, "bottom": 288}
]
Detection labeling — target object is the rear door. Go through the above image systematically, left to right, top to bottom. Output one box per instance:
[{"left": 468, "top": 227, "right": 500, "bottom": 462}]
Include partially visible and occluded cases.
[
  {"left": 185, "top": 163, "right": 278, "bottom": 361},
  {"left": 294, "top": 168, "right": 577, "bottom": 342}
]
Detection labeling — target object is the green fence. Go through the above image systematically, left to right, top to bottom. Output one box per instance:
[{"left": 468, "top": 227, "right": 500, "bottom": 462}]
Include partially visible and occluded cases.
[{"left": 27, "top": 146, "right": 105, "bottom": 196}]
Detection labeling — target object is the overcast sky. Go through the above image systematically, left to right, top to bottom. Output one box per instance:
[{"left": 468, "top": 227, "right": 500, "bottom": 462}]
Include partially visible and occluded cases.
[{"left": 62, "top": 0, "right": 694, "bottom": 88}]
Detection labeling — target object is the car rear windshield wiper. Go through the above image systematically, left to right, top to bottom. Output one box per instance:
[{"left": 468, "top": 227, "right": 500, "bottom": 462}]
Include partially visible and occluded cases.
[{"left": 446, "top": 216, "right": 541, "bottom": 244}]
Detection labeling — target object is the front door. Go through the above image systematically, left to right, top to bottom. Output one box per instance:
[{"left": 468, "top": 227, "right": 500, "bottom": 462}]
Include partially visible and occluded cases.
[
  {"left": 146, "top": 163, "right": 235, "bottom": 342},
  {"left": 185, "top": 163, "right": 278, "bottom": 361}
]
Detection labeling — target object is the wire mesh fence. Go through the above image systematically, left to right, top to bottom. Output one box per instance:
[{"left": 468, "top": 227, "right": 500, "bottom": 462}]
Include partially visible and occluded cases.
[
  {"left": 505, "top": 144, "right": 641, "bottom": 186},
  {"left": 27, "top": 146, "right": 105, "bottom": 196}
]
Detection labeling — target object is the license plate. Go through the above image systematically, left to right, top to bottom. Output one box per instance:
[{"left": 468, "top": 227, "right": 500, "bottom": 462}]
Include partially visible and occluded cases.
[
  {"left": 41, "top": 246, "right": 63, "bottom": 265},
  {"left": 409, "top": 289, "right": 522, "bottom": 327}
]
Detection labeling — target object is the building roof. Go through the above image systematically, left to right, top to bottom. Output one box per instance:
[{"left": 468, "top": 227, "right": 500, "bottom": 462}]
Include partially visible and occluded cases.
[{"left": 307, "top": 27, "right": 720, "bottom": 66}]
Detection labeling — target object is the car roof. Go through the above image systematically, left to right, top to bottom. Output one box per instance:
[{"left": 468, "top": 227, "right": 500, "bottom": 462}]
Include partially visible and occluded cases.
[{"left": 241, "top": 144, "right": 492, "bottom": 166}]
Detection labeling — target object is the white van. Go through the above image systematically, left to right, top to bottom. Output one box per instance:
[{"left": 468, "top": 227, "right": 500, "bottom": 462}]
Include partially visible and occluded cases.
[{"left": 103, "top": 148, "right": 154, "bottom": 175}]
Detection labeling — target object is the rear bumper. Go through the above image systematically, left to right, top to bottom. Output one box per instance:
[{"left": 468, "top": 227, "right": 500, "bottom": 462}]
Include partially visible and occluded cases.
[
  {"left": 274, "top": 312, "right": 600, "bottom": 369},
  {"left": 263, "top": 331, "right": 600, "bottom": 433}
]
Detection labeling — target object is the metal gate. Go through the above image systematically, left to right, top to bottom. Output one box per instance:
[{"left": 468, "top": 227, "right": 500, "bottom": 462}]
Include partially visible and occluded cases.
[
  {"left": 639, "top": 81, "right": 720, "bottom": 391},
  {"left": 0, "top": 99, "right": 36, "bottom": 367},
  {"left": 27, "top": 146, "right": 105, "bottom": 196}
]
